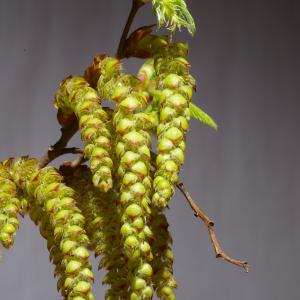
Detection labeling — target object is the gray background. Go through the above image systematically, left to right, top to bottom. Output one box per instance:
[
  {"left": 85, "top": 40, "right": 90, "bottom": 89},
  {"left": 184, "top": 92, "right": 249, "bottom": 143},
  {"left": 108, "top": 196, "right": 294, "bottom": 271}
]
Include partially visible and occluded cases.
[{"left": 0, "top": 0, "right": 299, "bottom": 299}]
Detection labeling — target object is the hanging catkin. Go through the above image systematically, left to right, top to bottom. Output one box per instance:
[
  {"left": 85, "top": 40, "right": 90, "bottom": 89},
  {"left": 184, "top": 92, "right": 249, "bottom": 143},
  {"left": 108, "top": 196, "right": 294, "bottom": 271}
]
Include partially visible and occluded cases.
[
  {"left": 54, "top": 77, "right": 114, "bottom": 192},
  {"left": 8, "top": 157, "right": 96, "bottom": 300},
  {"left": 63, "top": 165, "right": 129, "bottom": 300}
]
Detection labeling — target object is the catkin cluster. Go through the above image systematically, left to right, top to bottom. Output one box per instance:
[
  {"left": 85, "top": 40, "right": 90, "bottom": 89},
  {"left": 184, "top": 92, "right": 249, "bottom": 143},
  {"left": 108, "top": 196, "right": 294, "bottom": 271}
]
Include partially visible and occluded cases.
[
  {"left": 0, "top": 0, "right": 215, "bottom": 298},
  {"left": 0, "top": 37, "right": 196, "bottom": 300},
  {"left": 7, "top": 158, "right": 95, "bottom": 300}
]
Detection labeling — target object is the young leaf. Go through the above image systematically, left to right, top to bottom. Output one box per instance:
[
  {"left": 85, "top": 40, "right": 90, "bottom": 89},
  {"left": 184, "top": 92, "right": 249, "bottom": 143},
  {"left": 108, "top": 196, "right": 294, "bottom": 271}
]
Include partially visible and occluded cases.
[
  {"left": 152, "top": 0, "right": 196, "bottom": 35},
  {"left": 189, "top": 103, "right": 218, "bottom": 130}
]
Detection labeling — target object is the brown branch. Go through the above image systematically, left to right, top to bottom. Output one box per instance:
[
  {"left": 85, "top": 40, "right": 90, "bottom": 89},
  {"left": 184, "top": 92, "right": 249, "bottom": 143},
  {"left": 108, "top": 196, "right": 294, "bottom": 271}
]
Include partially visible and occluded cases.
[
  {"left": 116, "top": 0, "right": 146, "bottom": 59},
  {"left": 38, "top": 119, "right": 79, "bottom": 169},
  {"left": 60, "top": 147, "right": 83, "bottom": 155},
  {"left": 70, "top": 153, "right": 88, "bottom": 168},
  {"left": 177, "top": 182, "right": 250, "bottom": 272}
]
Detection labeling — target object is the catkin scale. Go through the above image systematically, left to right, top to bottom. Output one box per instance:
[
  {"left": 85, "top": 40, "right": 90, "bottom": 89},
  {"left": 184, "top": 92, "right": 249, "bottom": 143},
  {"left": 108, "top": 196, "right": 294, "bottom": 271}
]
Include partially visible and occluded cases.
[{"left": 54, "top": 76, "right": 113, "bottom": 192}]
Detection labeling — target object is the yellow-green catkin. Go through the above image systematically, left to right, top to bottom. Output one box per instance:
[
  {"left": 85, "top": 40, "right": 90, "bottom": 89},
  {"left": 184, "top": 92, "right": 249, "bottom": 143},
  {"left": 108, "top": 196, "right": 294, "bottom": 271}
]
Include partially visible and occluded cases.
[
  {"left": 152, "top": 43, "right": 195, "bottom": 208},
  {"left": 98, "top": 59, "right": 155, "bottom": 299},
  {"left": 54, "top": 77, "right": 113, "bottom": 192},
  {"left": 8, "top": 158, "right": 95, "bottom": 300},
  {"left": 0, "top": 162, "right": 22, "bottom": 249},
  {"left": 63, "top": 165, "right": 129, "bottom": 300},
  {"left": 28, "top": 202, "right": 66, "bottom": 290},
  {"left": 151, "top": 209, "right": 177, "bottom": 300}
]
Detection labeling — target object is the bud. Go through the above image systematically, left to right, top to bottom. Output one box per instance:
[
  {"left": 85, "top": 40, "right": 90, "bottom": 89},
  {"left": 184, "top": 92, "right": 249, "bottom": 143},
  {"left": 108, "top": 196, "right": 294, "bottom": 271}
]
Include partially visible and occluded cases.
[
  {"left": 163, "top": 74, "right": 182, "bottom": 89},
  {"left": 166, "top": 93, "right": 187, "bottom": 110},
  {"left": 119, "top": 96, "right": 141, "bottom": 112},
  {"left": 160, "top": 107, "right": 177, "bottom": 122},
  {"left": 164, "top": 127, "right": 183, "bottom": 143},
  {"left": 123, "top": 131, "right": 145, "bottom": 147},
  {"left": 131, "top": 161, "right": 148, "bottom": 177},
  {"left": 129, "top": 182, "right": 146, "bottom": 196},
  {"left": 125, "top": 204, "right": 142, "bottom": 218},
  {"left": 132, "top": 217, "right": 144, "bottom": 230},
  {"left": 2, "top": 223, "right": 16, "bottom": 234},
  {"left": 121, "top": 223, "right": 135, "bottom": 236},
  {"left": 125, "top": 235, "right": 139, "bottom": 248},
  {"left": 61, "top": 240, "right": 77, "bottom": 255},
  {"left": 72, "top": 246, "right": 90, "bottom": 260},
  {"left": 66, "top": 260, "right": 82, "bottom": 275},
  {"left": 138, "top": 263, "right": 153, "bottom": 277},
  {"left": 132, "top": 277, "right": 146, "bottom": 290},
  {"left": 73, "top": 281, "right": 91, "bottom": 294},
  {"left": 142, "top": 286, "right": 153, "bottom": 298}
]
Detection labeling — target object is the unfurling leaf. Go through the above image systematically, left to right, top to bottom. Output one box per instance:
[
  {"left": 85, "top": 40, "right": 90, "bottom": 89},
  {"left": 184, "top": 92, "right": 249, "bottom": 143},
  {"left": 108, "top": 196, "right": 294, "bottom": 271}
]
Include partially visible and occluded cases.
[
  {"left": 152, "top": 0, "right": 196, "bottom": 35},
  {"left": 189, "top": 102, "right": 218, "bottom": 130}
]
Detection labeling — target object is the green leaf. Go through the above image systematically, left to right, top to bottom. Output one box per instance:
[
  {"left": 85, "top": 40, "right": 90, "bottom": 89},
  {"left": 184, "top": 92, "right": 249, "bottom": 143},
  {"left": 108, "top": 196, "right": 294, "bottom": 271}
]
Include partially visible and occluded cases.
[
  {"left": 152, "top": 0, "right": 196, "bottom": 35},
  {"left": 189, "top": 103, "right": 218, "bottom": 130}
]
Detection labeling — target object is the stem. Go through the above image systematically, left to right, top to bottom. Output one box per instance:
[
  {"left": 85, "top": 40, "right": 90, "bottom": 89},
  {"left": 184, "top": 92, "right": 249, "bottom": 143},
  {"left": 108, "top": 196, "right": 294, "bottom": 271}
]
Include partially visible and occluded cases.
[
  {"left": 116, "top": 0, "right": 145, "bottom": 59},
  {"left": 38, "top": 119, "right": 79, "bottom": 169},
  {"left": 70, "top": 153, "right": 88, "bottom": 168},
  {"left": 177, "top": 182, "right": 250, "bottom": 272}
]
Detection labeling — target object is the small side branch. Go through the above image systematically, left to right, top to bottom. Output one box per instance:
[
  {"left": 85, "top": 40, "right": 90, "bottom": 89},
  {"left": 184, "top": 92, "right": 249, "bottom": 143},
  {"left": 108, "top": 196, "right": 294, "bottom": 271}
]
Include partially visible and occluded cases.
[
  {"left": 116, "top": 0, "right": 146, "bottom": 59},
  {"left": 38, "top": 119, "right": 79, "bottom": 169},
  {"left": 60, "top": 147, "right": 83, "bottom": 155},
  {"left": 70, "top": 153, "right": 87, "bottom": 168},
  {"left": 177, "top": 182, "right": 249, "bottom": 272}
]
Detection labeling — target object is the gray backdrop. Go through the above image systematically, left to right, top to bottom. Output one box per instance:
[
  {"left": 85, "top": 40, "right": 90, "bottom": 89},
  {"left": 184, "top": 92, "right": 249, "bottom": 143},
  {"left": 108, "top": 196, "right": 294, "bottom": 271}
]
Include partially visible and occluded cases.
[{"left": 0, "top": 0, "right": 299, "bottom": 299}]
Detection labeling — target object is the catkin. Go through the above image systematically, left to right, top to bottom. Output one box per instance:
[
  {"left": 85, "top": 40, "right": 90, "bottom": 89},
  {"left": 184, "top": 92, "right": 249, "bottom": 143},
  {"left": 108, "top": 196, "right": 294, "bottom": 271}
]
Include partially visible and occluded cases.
[
  {"left": 152, "top": 42, "right": 195, "bottom": 208},
  {"left": 102, "top": 64, "right": 155, "bottom": 298},
  {"left": 54, "top": 77, "right": 113, "bottom": 192},
  {"left": 8, "top": 158, "right": 95, "bottom": 300},
  {"left": 0, "top": 162, "right": 22, "bottom": 249},
  {"left": 63, "top": 165, "right": 129, "bottom": 300},
  {"left": 151, "top": 209, "right": 177, "bottom": 300}
]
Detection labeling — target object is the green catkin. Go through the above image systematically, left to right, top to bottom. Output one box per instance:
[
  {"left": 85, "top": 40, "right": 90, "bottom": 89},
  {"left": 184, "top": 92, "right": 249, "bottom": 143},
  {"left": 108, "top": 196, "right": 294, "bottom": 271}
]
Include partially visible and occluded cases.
[
  {"left": 152, "top": 42, "right": 195, "bottom": 208},
  {"left": 98, "top": 58, "right": 155, "bottom": 299},
  {"left": 54, "top": 77, "right": 113, "bottom": 192},
  {"left": 8, "top": 158, "right": 95, "bottom": 300},
  {"left": 0, "top": 162, "right": 22, "bottom": 249},
  {"left": 63, "top": 165, "right": 129, "bottom": 300},
  {"left": 27, "top": 201, "right": 66, "bottom": 290},
  {"left": 151, "top": 209, "right": 177, "bottom": 300}
]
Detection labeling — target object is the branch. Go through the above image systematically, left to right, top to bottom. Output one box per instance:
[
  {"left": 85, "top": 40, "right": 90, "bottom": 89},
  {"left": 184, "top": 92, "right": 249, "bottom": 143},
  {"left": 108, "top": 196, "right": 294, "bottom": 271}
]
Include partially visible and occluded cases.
[
  {"left": 116, "top": 0, "right": 146, "bottom": 59},
  {"left": 38, "top": 118, "right": 79, "bottom": 169},
  {"left": 60, "top": 147, "right": 83, "bottom": 155},
  {"left": 59, "top": 152, "right": 88, "bottom": 175},
  {"left": 70, "top": 153, "right": 88, "bottom": 168},
  {"left": 177, "top": 182, "right": 250, "bottom": 272}
]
